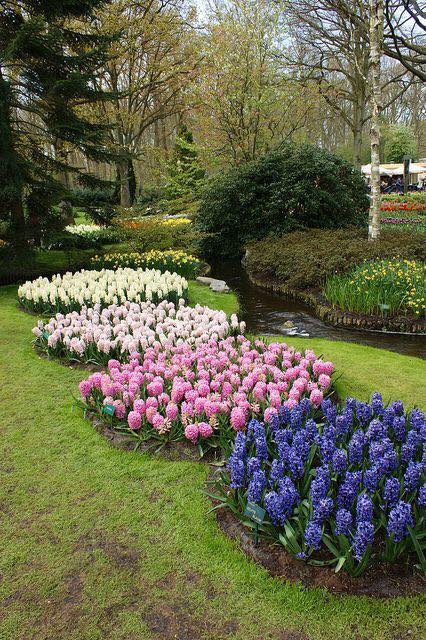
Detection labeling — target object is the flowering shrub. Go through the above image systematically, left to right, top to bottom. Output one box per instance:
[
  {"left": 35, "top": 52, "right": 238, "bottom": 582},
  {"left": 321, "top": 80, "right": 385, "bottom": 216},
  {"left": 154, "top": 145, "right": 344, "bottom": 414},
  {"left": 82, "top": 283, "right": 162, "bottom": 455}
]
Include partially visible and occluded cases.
[
  {"left": 90, "top": 250, "right": 201, "bottom": 278},
  {"left": 324, "top": 258, "right": 426, "bottom": 318},
  {"left": 18, "top": 268, "right": 188, "bottom": 314},
  {"left": 32, "top": 300, "right": 243, "bottom": 365},
  {"left": 78, "top": 338, "right": 334, "bottom": 455},
  {"left": 213, "top": 394, "right": 425, "bottom": 575}
]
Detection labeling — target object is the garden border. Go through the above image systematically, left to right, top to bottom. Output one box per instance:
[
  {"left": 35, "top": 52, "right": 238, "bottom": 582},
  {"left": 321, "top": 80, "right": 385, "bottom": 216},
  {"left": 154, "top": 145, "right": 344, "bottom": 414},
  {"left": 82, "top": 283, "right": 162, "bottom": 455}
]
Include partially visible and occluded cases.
[{"left": 246, "top": 272, "right": 426, "bottom": 335}]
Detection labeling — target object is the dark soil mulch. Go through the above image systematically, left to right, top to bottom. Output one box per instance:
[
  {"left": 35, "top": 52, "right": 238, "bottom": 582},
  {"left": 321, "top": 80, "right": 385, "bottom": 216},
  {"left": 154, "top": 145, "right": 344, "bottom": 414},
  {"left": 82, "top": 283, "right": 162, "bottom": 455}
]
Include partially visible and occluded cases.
[
  {"left": 36, "top": 348, "right": 104, "bottom": 373},
  {"left": 90, "top": 413, "right": 221, "bottom": 463},
  {"left": 214, "top": 505, "right": 425, "bottom": 598}
]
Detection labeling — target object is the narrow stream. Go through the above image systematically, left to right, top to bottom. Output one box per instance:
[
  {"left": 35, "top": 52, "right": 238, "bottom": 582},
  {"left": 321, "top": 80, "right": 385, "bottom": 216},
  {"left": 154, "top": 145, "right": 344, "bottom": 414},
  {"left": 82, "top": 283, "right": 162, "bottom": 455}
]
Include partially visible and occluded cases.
[{"left": 210, "top": 260, "right": 426, "bottom": 359}]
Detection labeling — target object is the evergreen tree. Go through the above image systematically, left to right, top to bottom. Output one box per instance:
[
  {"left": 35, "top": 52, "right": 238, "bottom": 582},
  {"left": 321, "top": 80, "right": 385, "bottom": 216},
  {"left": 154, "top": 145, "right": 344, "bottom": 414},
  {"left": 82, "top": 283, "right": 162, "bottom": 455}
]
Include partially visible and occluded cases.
[
  {"left": 0, "top": 0, "right": 115, "bottom": 249},
  {"left": 165, "top": 124, "right": 205, "bottom": 200}
]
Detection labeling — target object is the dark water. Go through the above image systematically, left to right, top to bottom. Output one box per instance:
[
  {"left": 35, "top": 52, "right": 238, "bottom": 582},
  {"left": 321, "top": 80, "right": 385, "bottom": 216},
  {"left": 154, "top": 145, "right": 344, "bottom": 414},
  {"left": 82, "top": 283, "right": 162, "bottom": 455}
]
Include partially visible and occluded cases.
[{"left": 210, "top": 261, "right": 426, "bottom": 360}]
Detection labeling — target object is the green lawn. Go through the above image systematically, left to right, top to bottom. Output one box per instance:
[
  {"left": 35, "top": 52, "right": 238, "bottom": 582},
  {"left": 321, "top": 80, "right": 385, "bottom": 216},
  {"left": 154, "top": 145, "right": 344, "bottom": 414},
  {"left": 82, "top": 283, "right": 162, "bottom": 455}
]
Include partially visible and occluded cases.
[{"left": 0, "top": 285, "right": 425, "bottom": 640}]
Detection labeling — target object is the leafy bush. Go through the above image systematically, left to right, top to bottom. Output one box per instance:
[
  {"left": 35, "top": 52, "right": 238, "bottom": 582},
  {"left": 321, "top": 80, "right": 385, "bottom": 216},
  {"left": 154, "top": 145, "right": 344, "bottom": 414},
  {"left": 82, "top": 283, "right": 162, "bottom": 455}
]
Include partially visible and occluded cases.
[
  {"left": 196, "top": 144, "right": 369, "bottom": 257},
  {"left": 72, "top": 188, "right": 117, "bottom": 225},
  {"left": 119, "top": 217, "right": 204, "bottom": 253},
  {"left": 244, "top": 228, "right": 426, "bottom": 290},
  {"left": 90, "top": 250, "right": 201, "bottom": 279},
  {"left": 324, "top": 259, "right": 426, "bottom": 318},
  {"left": 213, "top": 395, "right": 425, "bottom": 576}
]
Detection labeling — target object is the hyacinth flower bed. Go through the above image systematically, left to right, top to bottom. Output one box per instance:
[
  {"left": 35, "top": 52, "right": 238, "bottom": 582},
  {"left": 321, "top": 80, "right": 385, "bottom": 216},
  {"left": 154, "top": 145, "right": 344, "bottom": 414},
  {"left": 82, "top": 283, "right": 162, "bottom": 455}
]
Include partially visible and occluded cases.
[
  {"left": 90, "top": 249, "right": 202, "bottom": 279},
  {"left": 18, "top": 268, "right": 188, "bottom": 315},
  {"left": 32, "top": 300, "right": 244, "bottom": 366},
  {"left": 78, "top": 338, "right": 334, "bottom": 456},
  {"left": 211, "top": 394, "right": 425, "bottom": 578}
]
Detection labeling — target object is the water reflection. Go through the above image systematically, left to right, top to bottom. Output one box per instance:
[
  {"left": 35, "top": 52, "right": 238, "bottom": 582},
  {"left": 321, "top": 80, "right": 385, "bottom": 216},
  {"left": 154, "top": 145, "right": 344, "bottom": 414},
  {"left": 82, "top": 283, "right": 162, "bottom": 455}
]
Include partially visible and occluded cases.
[{"left": 210, "top": 260, "right": 426, "bottom": 359}]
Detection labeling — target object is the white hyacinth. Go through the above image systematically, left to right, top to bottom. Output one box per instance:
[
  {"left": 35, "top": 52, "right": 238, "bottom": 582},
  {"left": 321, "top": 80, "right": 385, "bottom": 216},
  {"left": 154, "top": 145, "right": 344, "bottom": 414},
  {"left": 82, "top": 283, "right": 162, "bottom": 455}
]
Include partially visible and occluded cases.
[{"left": 18, "top": 268, "right": 188, "bottom": 314}]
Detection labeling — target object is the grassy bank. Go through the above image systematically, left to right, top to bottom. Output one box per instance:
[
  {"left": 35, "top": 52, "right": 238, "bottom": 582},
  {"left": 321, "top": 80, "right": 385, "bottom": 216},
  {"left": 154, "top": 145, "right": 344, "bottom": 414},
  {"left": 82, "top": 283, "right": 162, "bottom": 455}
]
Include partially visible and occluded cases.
[{"left": 0, "top": 285, "right": 425, "bottom": 640}]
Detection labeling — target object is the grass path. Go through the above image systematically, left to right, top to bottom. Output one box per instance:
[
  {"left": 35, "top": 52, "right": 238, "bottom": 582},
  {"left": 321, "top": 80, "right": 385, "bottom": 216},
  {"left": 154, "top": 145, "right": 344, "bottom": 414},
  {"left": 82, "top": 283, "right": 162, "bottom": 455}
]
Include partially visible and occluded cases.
[{"left": 0, "top": 285, "right": 425, "bottom": 640}]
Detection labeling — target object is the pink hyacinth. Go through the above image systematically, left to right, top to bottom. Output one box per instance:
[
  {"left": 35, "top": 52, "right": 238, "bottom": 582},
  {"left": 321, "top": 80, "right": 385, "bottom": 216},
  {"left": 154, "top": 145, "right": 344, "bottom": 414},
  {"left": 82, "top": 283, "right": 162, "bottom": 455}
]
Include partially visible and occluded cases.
[
  {"left": 79, "top": 380, "right": 92, "bottom": 398},
  {"left": 310, "top": 389, "right": 324, "bottom": 406},
  {"left": 133, "top": 399, "right": 146, "bottom": 415},
  {"left": 166, "top": 402, "right": 179, "bottom": 420},
  {"left": 230, "top": 406, "right": 246, "bottom": 431},
  {"left": 264, "top": 407, "right": 278, "bottom": 423},
  {"left": 128, "top": 410, "right": 141, "bottom": 430},
  {"left": 198, "top": 422, "right": 213, "bottom": 438},
  {"left": 184, "top": 423, "right": 199, "bottom": 443}
]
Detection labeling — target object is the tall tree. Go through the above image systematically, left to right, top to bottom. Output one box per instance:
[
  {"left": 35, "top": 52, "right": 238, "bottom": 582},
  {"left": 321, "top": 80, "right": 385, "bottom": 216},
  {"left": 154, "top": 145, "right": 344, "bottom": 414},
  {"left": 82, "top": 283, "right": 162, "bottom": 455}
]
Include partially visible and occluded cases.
[
  {"left": 0, "top": 0, "right": 114, "bottom": 247},
  {"left": 90, "top": 0, "right": 200, "bottom": 207},
  {"left": 194, "top": 0, "right": 313, "bottom": 165},
  {"left": 281, "top": 0, "right": 411, "bottom": 167},
  {"left": 368, "top": 0, "right": 383, "bottom": 241},
  {"left": 383, "top": 0, "right": 426, "bottom": 82}
]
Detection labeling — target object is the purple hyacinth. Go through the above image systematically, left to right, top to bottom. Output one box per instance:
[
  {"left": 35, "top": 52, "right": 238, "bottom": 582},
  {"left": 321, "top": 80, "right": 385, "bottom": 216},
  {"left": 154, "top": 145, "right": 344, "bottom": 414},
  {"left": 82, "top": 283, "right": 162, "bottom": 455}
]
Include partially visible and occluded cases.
[
  {"left": 371, "top": 392, "right": 384, "bottom": 415},
  {"left": 345, "top": 397, "right": 357, "bottom": 413},
  {"left": 299, "top": 398, "right": 312, "bottom": 416},
  {"left": 390, "top": 400, "right": 404, "bottom": 416},
  {"left": 356, "top": 402, "right": 372, "bottom": 426},
  {"left": 278, "top": 405, "right": 291, "bottom": 426},
  {"left": 290, "top": 406, "right": 303, "bottom": 430},
  {"left": 409, "top": 408, "right": 425, "bottom": 432},
  {"left": 268, "top": 412, "right": 280, "bottom": 435},
  {"left": 335, "top": 412, "right": 352, "bottom": 439},
  {"left": 392, "top": 416, "right": 406, "bottom": 442},
  {"left": 304, "top": 418, "right": 318, "bottom": 443},
  {"left": 366, "top": 419, "right": 387, "bottom": 442},
  {"left": 275, "top": 428, "right": 293, "bottom": 445},
  {"left": 292, "top": 430, "right": 310, "bottom": 462},
  {"left": 348, "top": 430, "right": 365, "bottom": 466},
  {"left": 401, "top": 430, "right": 420, "bottom": 463},
  {"left": 232, "top": 431, "right": 247, "bottom": 460},
  {"left": 255, "top": 433, "right": 268, "bottom": 461},
  {"left": 318, "top": 435, "right": 336, "bottom": 464},
  {"left": 277, "top": 441, "right": 291, "bottom": 465},
  {"left": 288, "top": 447, "right": 305, "bottom": 479},
  {"left": 332, "top": 449, "right": 348, "bottom": 475},
  {"left": 247, "top": 456, "right": 261, "bottom": 478},
  {"left": 229, "top": 458, "right": 245, "bottom": 489},
  {"left": 269, "top": 459, "right": 284, "bottom": 486},
  {"left": 404, "top": 461, "right": 422, "bottom": 493},
  {"left": 310, "top": 465, "right": 331, "bottom": 507},
  {"left": 363, "top": 465, "right": 383, "bottom": 493},
  {"left": 248, "top": 470, "right": 266, "bottom": 503},
  {"left": 337, "top": 471, "right": 362, "bottom": 510},
  {"left": 265, "top": 476, "right": 299, "bottom": 525},
  {"left": 383, "top": 477, "right": 400, "bottom": 507},
  {"left": 356, "top": 493, "right": 374, "bottom": 523},
  {"left": 313, "top": 497, "right": 334, "bottom": 524},
  {"left": 387, "top": 500, "right": 413, "bottom": 542},
  {"left": 335, "top": 509, "right": 353, "bottom": 537},
  {"left": 304, "top": 520, "right": 323, "bottom": 550},
  {"left": 353, "top": 521, "right": 374, "bottom": 561}
]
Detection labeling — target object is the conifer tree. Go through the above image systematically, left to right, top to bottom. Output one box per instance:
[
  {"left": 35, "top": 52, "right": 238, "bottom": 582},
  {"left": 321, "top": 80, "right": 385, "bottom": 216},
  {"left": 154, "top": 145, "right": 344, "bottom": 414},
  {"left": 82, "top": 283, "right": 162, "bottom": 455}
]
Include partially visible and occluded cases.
[
  {"left": 0, "top": 0, "right": 114, "bottom": 249},
  {"left": 165, "top": 124, "right": 205, "bottom": 201}
]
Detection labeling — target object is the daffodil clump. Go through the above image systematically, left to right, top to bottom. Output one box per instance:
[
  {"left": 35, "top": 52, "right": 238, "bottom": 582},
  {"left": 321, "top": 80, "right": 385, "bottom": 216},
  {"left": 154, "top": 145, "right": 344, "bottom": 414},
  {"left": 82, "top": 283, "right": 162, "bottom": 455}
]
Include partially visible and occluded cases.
[
  {"left": 91, "top": 250, "right": 201, "bottom": 279},
  {"left": 324, "top": 258, "right": 425, "bottom": 319}
]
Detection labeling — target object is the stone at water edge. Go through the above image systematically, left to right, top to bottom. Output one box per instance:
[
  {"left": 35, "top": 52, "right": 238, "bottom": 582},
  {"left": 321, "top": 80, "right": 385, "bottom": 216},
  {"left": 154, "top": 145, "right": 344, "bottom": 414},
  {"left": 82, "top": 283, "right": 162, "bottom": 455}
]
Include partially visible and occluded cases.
[
  {"left": 196, "top": 276, "right": 230, "bottom": 293},
  {"left": 283, "top": 320, "right": 295, "bottom": 328}
]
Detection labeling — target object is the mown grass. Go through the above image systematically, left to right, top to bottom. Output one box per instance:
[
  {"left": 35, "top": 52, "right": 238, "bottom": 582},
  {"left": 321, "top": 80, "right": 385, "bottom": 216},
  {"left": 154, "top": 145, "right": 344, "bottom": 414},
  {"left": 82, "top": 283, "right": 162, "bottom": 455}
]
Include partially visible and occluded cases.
[{"left": 0, "top": 285, "right": 425, "bottom": 640}]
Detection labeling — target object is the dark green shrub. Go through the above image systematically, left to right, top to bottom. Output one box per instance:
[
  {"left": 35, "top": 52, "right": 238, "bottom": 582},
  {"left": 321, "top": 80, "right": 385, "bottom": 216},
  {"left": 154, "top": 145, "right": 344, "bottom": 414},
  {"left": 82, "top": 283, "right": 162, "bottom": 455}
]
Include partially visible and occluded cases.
[
  {"left": 196, "top": 144, "right": 369, "bottom": 257},
  {"left": 72, "top": 188, "right": 116, "bottom": 225},
  {"left": 244, "top": 228, "right": 426, "bottom": 291}
]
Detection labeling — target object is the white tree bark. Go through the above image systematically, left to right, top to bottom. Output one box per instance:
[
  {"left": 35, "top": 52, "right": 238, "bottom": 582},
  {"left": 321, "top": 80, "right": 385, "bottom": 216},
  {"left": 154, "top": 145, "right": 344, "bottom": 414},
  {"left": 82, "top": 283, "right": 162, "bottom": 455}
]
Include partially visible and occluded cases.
[{"left": 368, "top": 0, "right": 383, "bottom": 241}]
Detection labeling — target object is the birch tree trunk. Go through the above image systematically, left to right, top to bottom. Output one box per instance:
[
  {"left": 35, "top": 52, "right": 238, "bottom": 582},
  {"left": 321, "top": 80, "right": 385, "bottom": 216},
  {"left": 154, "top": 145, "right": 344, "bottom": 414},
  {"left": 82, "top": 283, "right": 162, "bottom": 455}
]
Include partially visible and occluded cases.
[{"left": 368, "top": 0, "right": 383, "bottom": 241}]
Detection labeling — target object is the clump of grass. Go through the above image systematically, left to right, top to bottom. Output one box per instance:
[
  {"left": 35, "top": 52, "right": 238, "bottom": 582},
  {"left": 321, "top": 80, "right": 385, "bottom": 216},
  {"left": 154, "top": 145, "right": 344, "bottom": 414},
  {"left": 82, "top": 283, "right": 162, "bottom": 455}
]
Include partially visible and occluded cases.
[{"left": 324, "top": 258, "right": 426, "bottom": 318}]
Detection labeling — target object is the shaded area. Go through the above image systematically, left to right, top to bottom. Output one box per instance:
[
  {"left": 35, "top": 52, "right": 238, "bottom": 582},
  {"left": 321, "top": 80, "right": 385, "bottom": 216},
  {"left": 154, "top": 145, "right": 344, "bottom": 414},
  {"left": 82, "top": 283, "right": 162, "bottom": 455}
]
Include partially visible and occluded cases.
[{"left": 211, "top": 261, "right": 426, "bottom": 359}]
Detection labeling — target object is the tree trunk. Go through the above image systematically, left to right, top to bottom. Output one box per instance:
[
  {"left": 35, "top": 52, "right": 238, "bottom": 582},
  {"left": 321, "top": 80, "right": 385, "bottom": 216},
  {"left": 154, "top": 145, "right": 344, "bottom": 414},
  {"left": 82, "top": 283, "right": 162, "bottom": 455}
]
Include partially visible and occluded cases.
[
  {"left": 368, "top": 0, "right": 383, "bottom": 241},
  {"left": 117, "top": 159, "right": 132, "bottom": 207}
]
